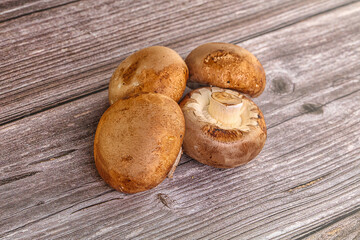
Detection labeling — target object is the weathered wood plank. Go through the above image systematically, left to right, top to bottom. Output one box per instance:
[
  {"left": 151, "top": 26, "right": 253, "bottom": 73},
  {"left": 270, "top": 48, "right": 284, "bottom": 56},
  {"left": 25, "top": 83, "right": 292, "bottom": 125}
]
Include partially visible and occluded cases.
[
  {"left": 0, "top": 0, "right": 356, "bottom": 125},
  {"left": 0, "top": 0, "right": 79, "bottom": 22},
  {"left": 1, "top": 2, "right": 359, "bottom": 239},
  {"left": 1, "top": 87, "right": 358, "bottom": 239},
  {"left": 304, "top": 210, "right": 360, "bottom": 240}
]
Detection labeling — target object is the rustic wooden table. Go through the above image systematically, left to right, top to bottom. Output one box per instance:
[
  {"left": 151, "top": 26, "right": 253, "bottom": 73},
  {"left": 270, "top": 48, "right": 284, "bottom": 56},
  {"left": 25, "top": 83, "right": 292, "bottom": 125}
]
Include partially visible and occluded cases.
[{"left": 1, "top": 0, "right": 359, "bottom": 239}]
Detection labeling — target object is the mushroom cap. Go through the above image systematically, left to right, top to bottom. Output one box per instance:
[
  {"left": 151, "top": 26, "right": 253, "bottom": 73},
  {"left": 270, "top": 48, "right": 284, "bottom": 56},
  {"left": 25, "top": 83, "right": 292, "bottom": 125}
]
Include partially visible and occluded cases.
[
  {"left": 185, "top": 42, "right": 266, "bottom": 97},
  {"left": 109, "top": 46, "right": 188, "bottom": 104},
  {"left": 180, "top": 87, "right": 267, "bottom": 168},
  {"left": 94, "top": 93, "right": 185, "bottom": 193}
]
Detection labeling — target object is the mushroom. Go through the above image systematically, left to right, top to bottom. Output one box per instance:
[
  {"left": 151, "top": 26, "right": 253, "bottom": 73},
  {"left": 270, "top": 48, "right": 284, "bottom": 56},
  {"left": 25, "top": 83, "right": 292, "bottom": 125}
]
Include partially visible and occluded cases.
[
  {"left": 185, "top": 42, "right": 266, "bottom": 97},
  {"left": 109, "top": 46, "right": 188, "bottom": 104},
  {"left": 180, "top": 87, "right": 266, "bottom": 168},
  {"left": 94, "top": 93, "right": 185, "bottom": 193}
]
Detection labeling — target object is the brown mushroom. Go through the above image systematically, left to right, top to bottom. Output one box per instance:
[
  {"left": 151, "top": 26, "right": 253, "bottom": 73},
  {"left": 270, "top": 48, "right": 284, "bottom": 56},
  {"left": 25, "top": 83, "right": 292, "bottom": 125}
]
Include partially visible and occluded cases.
[
  {"left": 185, "top": 42, "right": 266, "bottom": 97},
  {"left": 109, "top": 46, "right": 188, "bottom": 104},
  {"left": 180, "top": 87, "right": 266, "bottom": 168},
  {"left": 94, "top": 93, "right": 185, "bottom": 193}
]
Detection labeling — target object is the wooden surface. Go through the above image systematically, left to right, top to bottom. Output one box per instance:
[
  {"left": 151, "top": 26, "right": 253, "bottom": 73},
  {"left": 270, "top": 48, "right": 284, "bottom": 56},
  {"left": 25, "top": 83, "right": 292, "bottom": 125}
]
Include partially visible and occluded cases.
[{"left": 0, "top": 0, "right": 359, "bottom": 239}]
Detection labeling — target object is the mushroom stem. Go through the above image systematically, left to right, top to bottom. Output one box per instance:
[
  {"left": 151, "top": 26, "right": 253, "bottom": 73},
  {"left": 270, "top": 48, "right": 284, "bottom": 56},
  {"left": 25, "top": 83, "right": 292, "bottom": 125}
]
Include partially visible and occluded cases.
[{"left": 208, "top": 92, "right": 244, "bottom": 126}]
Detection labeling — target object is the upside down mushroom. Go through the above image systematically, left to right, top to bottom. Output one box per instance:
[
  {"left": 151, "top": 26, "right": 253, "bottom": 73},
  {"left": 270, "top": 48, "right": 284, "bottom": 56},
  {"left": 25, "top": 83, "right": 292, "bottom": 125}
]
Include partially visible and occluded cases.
[
  {"left": 180, "top": 87, "right": 266, "bottom": 168},
  {"left": 94, "top": 93, "right": 185, "bottom": 194}
]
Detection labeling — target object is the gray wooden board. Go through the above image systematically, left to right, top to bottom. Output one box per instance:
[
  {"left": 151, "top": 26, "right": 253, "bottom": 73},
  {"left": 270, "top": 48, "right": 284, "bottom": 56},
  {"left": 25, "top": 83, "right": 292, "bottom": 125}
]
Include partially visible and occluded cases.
[
  {"left": 0, "top": 0, "right": 357, "bottom": 125},
  {"left": 0, "top": 0, "right": 79, "bottom": 22},
  {"left": 1, "top": 0, "right": 360, "bottom": 239}
]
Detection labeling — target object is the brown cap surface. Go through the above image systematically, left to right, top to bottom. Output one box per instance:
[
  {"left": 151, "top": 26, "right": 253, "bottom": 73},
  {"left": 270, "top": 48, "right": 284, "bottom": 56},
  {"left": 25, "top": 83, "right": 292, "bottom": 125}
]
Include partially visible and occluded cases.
[
  {"left": 185, "top": 42, "right": 266, "bottom": 97},
  {"left": 109, "top": 46, "right": 188, "bottom": 104},
  {"left": 180, "top": 87, "right": 266, "bottom": 168},
  {"left": 94, "top": 93, "right": 185, "bottom": 193}
]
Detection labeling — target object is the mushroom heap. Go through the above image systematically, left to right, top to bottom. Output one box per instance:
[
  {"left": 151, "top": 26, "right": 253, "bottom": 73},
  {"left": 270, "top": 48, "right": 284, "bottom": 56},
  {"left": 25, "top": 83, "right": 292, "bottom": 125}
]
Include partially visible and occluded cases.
[{"left": 94, "top": 43, "right": 267, "bottom": 194}]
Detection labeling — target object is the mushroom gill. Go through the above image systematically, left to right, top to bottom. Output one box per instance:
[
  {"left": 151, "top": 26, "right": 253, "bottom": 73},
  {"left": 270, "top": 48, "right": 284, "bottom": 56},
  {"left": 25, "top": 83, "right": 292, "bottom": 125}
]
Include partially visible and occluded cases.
[{"left": 184, "top": 87, "right": 259, "bottom": 132}]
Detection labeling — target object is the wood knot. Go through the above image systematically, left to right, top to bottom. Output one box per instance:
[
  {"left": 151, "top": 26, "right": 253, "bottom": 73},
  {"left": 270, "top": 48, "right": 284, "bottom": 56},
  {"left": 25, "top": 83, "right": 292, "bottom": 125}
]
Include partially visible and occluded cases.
[
  {"left": 270, "top": 75, "right": 294, "bottom": 95},
  {"left": 302, "top": 103, "right": 323, "bottom": 115},
  {"left": 157, "top": 193, "right": 174, "bottom": 209},
  {"left": 36, "top": 200, "right": 45, "bottom": 206}
]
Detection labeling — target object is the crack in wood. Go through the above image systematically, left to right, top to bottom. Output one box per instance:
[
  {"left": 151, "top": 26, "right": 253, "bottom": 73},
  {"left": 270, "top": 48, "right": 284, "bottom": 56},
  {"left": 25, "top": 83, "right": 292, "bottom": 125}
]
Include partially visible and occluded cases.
[
  {"left": 0, "top": 0, "right": 81, "bottom": 24},
  {"left": 0, "top": 85, "right": 108, "bottom": 126},
  {"left": 28, "top": 149, "right": 77, "bottom": 165},
  {"left": 178, "top": 158, "right": 193, "bottom": 166},
  {"left": 0, "top": 171, "right": 41, "bottom": 186},
  {"left": 288, "top": 176, "right": 325, "bottom": 193},
  {"left": 62, "top": 180, "right": 100, "bottom": 194},
  {"left": 0, "top": 189, "right": 116, "bottom": 238},
  {"left": 85, "top": 189, "right": 116, "bottom": 202},
  {"left": 71, "top": 198, "right": 123, "bottom": 214},
  {"left": 0, "top": 204, "right": 75, "bottom": 238},
  {"left": 293, "top": 207, "right": 360, "bottom": 240}
]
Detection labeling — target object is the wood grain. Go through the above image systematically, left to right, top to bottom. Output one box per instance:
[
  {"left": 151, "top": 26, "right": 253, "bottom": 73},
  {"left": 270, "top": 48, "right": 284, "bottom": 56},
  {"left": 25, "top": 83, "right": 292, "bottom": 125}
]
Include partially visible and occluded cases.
[
  {"left": 0, "top": 0, "right": 356, "bottom": 125},
  {"left": 0, "top": 0, "right": 79, "bottom": 22},
  {"left": 1, "top": 1, "right": 359, "bottom": 239},
  {"left": 304, "top": 210, "right": 360, "bottom": 240}
]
